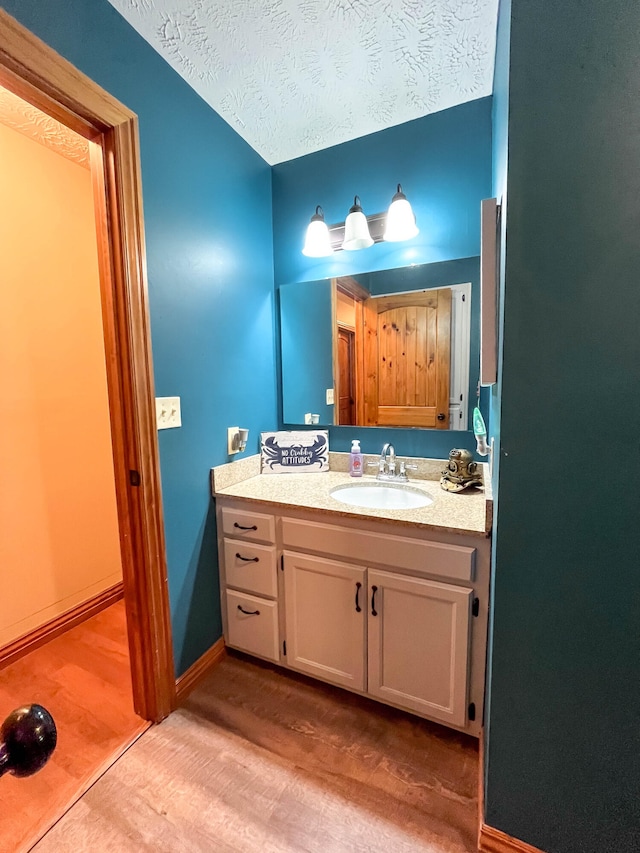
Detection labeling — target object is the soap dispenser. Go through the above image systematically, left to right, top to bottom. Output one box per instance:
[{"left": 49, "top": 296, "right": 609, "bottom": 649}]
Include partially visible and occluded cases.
[{"left": 349, "top": 440, "right": 363, "bottom": 477}]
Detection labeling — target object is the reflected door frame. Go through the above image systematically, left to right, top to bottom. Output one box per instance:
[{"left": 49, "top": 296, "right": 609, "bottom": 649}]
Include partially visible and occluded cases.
[
  {"left": 0, "top": 9, "right": 176, "bottom": 722},
  {"left": 332, "top": 277, "right": 369, "bottom": 426},
  {"left": 336, "top": 326, "right": 356, "bottom": 425}
]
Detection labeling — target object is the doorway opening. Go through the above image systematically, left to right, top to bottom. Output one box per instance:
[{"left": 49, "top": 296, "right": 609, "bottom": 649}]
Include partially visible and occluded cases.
[{"left": 0, "top": 9, "right": 175, "bottom": 723}]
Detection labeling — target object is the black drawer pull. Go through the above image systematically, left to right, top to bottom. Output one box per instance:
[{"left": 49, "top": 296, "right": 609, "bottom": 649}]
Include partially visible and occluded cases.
[
  {"left": 234, "top": 522, "right": 258, "bottom": 531},
  {"left": 235, "top": 553, "right": 259, "bottom": 563},
  {"left": 355, "top": 582, "right": 362, "bottom": 613},
  {"left": 371, "top": 585, "right": 378, "bottom": 617},
  {"left": 237, "top": 605, "right": 260, "bottom": 616}
]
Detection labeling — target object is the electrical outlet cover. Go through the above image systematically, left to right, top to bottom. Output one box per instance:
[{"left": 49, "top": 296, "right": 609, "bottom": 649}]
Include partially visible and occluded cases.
[{"left": 227, "top": 426, "right": 240, "bottom": 455}]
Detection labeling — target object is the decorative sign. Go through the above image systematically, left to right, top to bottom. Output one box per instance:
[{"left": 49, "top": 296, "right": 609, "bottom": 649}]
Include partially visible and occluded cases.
[{"left": 260, "top": 431, "right": 329, "bottom": 474}]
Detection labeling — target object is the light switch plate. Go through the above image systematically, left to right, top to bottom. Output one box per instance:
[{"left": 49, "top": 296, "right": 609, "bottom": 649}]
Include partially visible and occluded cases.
[
  {"left": 326, "top": 388, "right": 335, "bottom": 405},
  {"left": 156, "top": 396, "right": 181, "bottom": 429}
]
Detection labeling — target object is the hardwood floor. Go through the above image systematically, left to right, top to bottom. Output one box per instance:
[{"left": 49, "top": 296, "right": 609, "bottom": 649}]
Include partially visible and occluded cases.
[
  {"left": 0, "top": 601, "right": 148, "bottom": 853},
  {"left": 33, "top": 653, "right": 478, "bottom": 852}
]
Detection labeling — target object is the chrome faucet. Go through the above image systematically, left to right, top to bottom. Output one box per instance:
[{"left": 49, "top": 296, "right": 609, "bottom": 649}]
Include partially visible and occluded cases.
[
  {"left": 368, "top": 442, "right": 418, "bottom": 481},
  {"left": 381, "top": 443, "right": 396, "bottom": 477}
]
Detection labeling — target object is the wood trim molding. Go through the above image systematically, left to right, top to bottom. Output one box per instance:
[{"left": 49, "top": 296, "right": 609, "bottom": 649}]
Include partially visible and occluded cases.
[
  {"left": 0, "top": 8, "right": 176, "bottom": 722},
  {"left": 335, "top": 276, "right": 371, "bottom": 302},
  {"left": 354, "top": 299, "right": 365, "bottom": 426},
  {"left": 0, "top": 584, "right": 124, "bottom": 670},
  {"left": 176, "top": 638, "right": 226, "bottom": 703},
  {"left": 479, "top": 824, "right": 547, "bottom": 853}
]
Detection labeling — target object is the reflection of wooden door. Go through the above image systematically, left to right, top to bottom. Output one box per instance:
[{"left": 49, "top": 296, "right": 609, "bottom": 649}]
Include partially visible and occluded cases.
[
  {"left": 362, "top": 289, "right": 451, "bottom": 428},
  {"left": 337, "top": 327, "right": 355, "bottom": 425}
]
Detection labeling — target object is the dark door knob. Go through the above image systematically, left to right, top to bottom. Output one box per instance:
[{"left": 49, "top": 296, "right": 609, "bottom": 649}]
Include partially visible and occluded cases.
[
  {"left": 437, "top": 413, "right": 446, "bottom": 421},
  {"left": 0, "top": 705, "right": 57, "bottom": 778}
]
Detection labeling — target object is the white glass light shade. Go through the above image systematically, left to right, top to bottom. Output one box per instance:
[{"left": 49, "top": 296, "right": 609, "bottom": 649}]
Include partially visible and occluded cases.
[
  {"left": 383, "top": 185, "right": 419, "bottom": 242},
  {"left": 342, "top": 196, "right": 373, "bottom": 250},
  {"left": 302, "top": 206, "right": 333, "bottom": 257}
]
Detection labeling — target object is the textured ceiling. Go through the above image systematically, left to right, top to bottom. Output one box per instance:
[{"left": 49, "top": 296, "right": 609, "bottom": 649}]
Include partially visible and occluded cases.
[
  {"left": 107, "top": 0, "right": 499, "bottom": 165},
  {"left": 0, "top": 86, "right": 90, "bottom": 169}
]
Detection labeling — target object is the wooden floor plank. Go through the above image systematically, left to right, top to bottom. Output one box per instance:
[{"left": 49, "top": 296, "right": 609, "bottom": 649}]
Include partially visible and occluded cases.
[
  {"left": 0, "top": 601, "right": 148, "bottom": 853},
  {"left": 33, "top": 653, "right": 478, "bottom": 852}
]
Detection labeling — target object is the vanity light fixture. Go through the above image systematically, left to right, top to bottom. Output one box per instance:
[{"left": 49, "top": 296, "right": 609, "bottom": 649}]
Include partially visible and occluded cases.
[
  {"left": 383, "top": 184, "right": 420, "bottom": 242},
  {"left": 301, "top": 185, "right": 419, "bottom": 255},
  {"left": 342, "top": 196, "right": 374, "bottom": 251},
  {"left": 302, "top": 205, "right": 334, "bottom": 257}
]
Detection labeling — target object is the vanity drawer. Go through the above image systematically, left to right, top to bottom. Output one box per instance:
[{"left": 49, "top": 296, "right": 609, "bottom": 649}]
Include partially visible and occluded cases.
[
  {"left": 220, "top": 506, "right": 275, "bottom": 544},
  {"left": 281, "top": 517, "right": 475, "bottom": 582},
  {"left": 223, "top": 539, "right": 278, "bottom": 598},
  {"left": 225, "top": 590, "right": 279, "bottom": 662}
]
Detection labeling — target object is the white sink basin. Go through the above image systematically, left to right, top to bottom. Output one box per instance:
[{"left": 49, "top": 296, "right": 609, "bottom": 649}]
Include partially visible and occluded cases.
[{"left": 330, "top": 482, "right": 433, "bottom": 510}]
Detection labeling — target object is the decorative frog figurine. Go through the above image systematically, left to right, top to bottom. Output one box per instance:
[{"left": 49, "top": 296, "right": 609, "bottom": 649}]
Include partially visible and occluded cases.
[{"left": 440, "top": 448, "right": 483, "bottom": 493}]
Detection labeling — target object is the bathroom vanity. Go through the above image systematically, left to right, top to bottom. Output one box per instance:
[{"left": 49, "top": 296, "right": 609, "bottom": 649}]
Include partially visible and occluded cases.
[{"left": 212, "top": 456, "right": 491, "bottom": 737}]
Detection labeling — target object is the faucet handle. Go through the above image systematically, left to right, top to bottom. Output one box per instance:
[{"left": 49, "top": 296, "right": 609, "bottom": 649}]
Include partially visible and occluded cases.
[{"left": 399, "top": 460, "right": 418, "bottom": 480}]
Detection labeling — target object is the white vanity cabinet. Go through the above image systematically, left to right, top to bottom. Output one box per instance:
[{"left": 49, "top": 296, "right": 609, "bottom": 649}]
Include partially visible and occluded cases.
[{"left": 216, "top": 496, "right": 490, "bottom": 736}]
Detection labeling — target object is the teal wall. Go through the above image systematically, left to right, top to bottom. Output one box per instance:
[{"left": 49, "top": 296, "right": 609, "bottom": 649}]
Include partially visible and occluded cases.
[
  {"left": 2, "top": 0, "right": 278, "bottom": 675},
  {"left": 485, "top": 1, "right": 640, "bottom": 851},
  {"left": 272, "top": 99, "right": 492, "bottom": 458},
  {"left": 280, "top": 281, "right": 333, "bottom": 425}
]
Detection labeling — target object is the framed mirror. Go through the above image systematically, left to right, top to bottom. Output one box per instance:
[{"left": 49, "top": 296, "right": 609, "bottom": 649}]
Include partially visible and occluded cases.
[{"left": 279, "top": 257, "right": 481, "bottom": 431}]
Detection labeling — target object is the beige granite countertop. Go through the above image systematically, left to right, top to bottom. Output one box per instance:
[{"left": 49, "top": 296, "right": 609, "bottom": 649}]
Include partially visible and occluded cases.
[{"left": 211, "top": 454, "right": 492, "bottom": 536}]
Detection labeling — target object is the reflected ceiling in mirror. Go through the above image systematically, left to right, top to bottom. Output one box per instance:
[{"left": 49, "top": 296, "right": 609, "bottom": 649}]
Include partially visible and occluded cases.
[{"left": 279, "top": 257, "right": 481, "bottom": 431}]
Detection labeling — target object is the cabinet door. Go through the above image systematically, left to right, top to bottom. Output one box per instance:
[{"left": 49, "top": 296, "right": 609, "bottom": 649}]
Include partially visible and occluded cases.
[
  {"left": 283, "top": 552, "right": 366, "bottom": 691},
  {"left": 367, "top": 570, "right": 471, "bottom": 728}
]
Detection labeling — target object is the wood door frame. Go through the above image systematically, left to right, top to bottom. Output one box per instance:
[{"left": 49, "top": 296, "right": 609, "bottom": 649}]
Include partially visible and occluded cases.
[
  {"left": 0, "top": 9, "right": 176, "bottom": 721},
  {"left": 331, "top": 278, "right": 369, "bottom": 426},
  {"left": 336, "top": 325, "right": 356, "bottom": 425}
]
